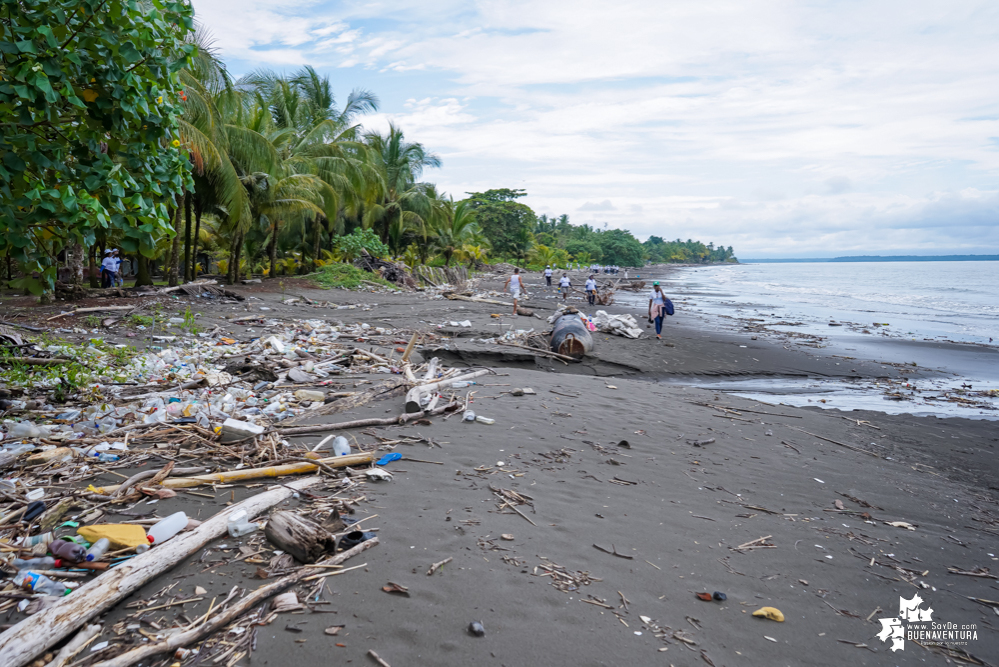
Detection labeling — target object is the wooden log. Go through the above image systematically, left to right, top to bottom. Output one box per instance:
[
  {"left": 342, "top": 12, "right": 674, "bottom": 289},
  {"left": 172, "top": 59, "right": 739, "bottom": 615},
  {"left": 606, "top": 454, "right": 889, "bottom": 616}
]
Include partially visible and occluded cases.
[
  {"left": 46, "top": 305, "right": 135, "bottom": 320},
  {"left": 0, "top": 357, "right": 72, "bottom": 366},
  {"left": 404, "top": 369, "right": 492, "bottom": 413},
  {"left": 286, "top": 378, "right": 408, "bottom": 424},
  {"left": 279, "top": 402, "right": 460, "bottom": 436},
  {"left": 90, "top": 454, "right": 372, "bottom": 494},
  {"left": 0, "top": 477, "right": 324, "bottom": 667},
  {"left": 263, "top": 511, "right": 336, "bottom": 564},
  {"left": 91, "top": 538, "right": 378, "bottom": 667},
  {"left": 43, "top": 623, "right": 101, "bottom": 667}
]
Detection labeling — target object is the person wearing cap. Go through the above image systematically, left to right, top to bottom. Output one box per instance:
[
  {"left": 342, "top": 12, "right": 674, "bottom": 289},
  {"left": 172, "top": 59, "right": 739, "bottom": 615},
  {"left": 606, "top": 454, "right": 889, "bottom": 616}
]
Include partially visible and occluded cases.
[
  {"left": 100, "top": 249, "right": 116, "bottom": 288},
  {"left": 111, "top": 249, "right": 124, "bottom": 287},
  {"left": 543, "top": 265, "right": 553, "bottom": 288},
  {"left": 558, "top": 272, "right": 572, "bottom": 301},
  {"left": 584, "top": 274, "right": 597, "bottom": 306},
  {"left": 648, "top": 281, "right": 669, "bottom": 340}
]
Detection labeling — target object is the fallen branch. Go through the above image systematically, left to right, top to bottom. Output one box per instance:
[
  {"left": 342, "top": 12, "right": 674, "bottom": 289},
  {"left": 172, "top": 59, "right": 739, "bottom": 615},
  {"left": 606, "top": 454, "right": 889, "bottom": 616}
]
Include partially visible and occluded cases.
[
  {"left": 47, "top": 305, "right": 135, "bottom": 321},
  {"left": 496, "top": 341, "right": 576, "bottom": 363},
  {"left": 0, "top": 357, "right": 73, "bottom": 366},
  {"left": 404, "top": 369, "right": 492, "bottom": 413},
  {"left": 280, "top": 402, "right": 460, "bottom": 436},
  {"left": 786, "top": 426, "right": 880, "bottom": 457},
  {"left": 0, "top": 477, "right": 324, "bottom": 667},
  {"left": 91, "top": 538, "right": 379, "bottom": 667},
  {"left": 593, "top": 544, "right": 633, "bottom": 560},
  {"left": 427, "top": 557, "right": 453, "bottom": 575},
  {"left": 42, "top": 624, "right": 101, "bottom": 667}
]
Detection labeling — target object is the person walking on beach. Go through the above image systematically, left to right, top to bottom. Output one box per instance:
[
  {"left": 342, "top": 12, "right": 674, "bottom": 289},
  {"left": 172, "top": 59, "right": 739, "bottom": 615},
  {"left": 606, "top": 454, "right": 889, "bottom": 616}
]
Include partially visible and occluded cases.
[
  {"left": 100, "top": 249, "right": 116, "bottom": 288},
  {"left": 111, "top": 249, "right": 124, "bottom": 287},
  {"left": 544, "top": 265, "right": 553, "bottom": 288},
  {"left": 504, "top": 268, "right": 524, "bottom": 316},
  {"left": 559, "top": 272, "right": 571, "bottom": 301},
  {"left": 585, "top": 274, "right": 597, "bottom": 306},
  {"left": 648, "top": 281, "right": 669, "bottom": 340}
]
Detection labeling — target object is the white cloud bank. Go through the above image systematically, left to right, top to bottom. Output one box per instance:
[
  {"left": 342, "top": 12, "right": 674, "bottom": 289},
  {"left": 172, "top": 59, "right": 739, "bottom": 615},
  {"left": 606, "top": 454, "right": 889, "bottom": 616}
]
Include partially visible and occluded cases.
[{"left": 193, "top": 0, "right": 999, "bottom": 256}]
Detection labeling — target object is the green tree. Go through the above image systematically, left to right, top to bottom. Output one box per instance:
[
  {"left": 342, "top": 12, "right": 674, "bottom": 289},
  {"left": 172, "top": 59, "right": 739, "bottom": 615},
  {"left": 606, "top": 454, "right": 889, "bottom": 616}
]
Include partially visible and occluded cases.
[
  {"left": 0, "top": 0, "right": 195, "bottom": 298},
  {"left": 465, "top": 188, "right": 535, "bottom": 258},
  {"left": 431, "top": 198, "right": 478, "bottom": 266},
  {"left": 597, "top": 228, "right": 645, "bottom": 266}
]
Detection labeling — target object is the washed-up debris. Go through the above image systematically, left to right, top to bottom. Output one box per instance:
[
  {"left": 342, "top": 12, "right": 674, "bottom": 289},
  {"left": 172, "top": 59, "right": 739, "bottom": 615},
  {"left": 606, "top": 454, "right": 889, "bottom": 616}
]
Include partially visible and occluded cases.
[
  {"left": 591, "top": 310, "right": 642, "bottom": 339},
  {"left": 752, "top": 607, "right": 785, "bottom": 622}
]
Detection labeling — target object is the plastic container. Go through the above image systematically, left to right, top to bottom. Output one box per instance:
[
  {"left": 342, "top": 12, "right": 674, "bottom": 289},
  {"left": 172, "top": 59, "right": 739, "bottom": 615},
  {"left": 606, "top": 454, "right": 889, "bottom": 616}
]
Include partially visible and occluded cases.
[
  {"left": 463, "top": 410, "right": 476, "bottom": 422},
  {"left": 475, "top": 415, "right": 495, "bottom": 425},
  {"left": 6, "top": 421, "right": 41, "bottom": 439},
  {"left": 332, "top": 436, "right": 350, "bottom": 456},
  {"left": 2, "top": 444, "right": 35, "bottom": 456},
  {"left": 96, "top": 452, "right": 119, "bottom": 462},
  {"left": 25, "top": 488, "right": 45, "bottom": 501},
  {"left": 227, "top": 510, "right": 257, "bottom": 538},
  {"left": 147, "top": 511, "right": 187, "bottom": 545},
  {"left": 23, "top": 532, "right": 53, "bottom": 548},
  {"left": 85, "top": 538, "right": 110, "bottom": 562},
  {"left": 50, "top": 539, "right": 86, "bottom": 562},
  {"left": 12, "top": 556, "right": 55, "bottom": 571},
  {"left": 15, "top": 571, "right": 70, "bottom": 596}
]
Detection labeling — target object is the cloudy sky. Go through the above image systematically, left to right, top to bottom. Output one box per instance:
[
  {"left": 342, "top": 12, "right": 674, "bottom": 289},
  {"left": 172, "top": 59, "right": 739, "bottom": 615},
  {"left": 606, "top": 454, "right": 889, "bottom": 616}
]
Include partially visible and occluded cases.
[{"left": 192, "top": 0, "right": 999, "bottom": 257}]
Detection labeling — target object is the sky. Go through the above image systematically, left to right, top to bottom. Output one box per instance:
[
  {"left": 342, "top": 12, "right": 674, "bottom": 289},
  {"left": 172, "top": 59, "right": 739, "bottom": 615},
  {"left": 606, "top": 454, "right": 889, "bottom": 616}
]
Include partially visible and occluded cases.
[{"left": 191, "top": 0, "right": 999, "bottom": 258}]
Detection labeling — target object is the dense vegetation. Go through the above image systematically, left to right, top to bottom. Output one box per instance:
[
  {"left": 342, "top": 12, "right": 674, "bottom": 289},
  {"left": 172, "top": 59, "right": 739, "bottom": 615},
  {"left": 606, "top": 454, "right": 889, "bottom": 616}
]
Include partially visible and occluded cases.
[{"left": 1, "top": 3, "right": 735, "bottom": 298}]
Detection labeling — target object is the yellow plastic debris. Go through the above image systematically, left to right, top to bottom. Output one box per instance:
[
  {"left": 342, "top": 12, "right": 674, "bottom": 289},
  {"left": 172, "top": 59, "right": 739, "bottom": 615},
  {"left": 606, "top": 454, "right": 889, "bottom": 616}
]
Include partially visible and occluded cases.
[
  {"left": 78, "top": 524, "right": 148, "bottom": 549},
  {"left": 752, "top": 607, "right": 785, "bottom": 622}
]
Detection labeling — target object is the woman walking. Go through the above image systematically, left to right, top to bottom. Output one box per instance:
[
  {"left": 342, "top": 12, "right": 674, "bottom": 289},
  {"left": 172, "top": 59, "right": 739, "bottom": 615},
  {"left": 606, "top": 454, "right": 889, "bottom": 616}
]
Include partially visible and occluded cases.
[
  {"left": 504, "top": 268, "right": 524, "bottom": 316},
  {"left": 647, "top": 281, "right": 670, "bottom": 340}
]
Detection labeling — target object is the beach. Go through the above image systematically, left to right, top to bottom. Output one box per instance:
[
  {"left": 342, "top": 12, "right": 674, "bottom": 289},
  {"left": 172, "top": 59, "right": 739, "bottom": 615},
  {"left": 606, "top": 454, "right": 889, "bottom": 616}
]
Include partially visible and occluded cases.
[{"left": 1, "top": 266, "right": 996, "bottom": 666}]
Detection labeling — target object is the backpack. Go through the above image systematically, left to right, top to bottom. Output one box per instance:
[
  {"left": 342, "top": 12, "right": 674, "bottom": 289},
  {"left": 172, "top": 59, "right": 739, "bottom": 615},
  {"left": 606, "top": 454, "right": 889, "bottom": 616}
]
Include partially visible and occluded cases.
[{"left": 665, "top": 298, "right": 675, "bottom": 316}]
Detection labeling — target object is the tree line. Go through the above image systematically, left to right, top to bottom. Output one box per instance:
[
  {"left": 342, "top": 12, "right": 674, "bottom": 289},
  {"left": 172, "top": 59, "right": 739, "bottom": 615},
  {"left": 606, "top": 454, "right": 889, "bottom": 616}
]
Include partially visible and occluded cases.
[{"left": 0, "top": 1, "right": 735, "bottom": 300}]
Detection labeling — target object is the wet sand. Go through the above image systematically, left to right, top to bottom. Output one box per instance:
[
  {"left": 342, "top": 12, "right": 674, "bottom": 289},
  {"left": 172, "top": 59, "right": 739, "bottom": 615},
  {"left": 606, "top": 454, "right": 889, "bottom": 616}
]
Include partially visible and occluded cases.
[{"left": 2, "top": 268, "right": 997, "bottom": 666}]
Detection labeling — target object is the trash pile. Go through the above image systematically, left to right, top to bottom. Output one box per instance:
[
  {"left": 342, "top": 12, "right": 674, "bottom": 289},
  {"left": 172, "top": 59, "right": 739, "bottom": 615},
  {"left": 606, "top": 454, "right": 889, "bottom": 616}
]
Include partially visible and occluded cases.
[
  {"left": 591, "top": 310, "right": 643, "bottom": 339},
  {"left": 0, "top": 320, "right": 495, "bottom": 665}
]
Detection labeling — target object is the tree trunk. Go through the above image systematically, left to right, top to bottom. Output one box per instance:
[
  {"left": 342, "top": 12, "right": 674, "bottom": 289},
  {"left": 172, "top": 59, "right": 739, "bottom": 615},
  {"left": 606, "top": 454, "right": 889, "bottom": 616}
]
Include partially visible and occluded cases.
[
  {"left": 183, "top": 193, "right": 193, "bottom": 282},
  {"left": 191, "top": 197, "right": 202, "bottom": 280},
  {"left": 167, "top": 201, "right": 181, "bottom": 287},
  {"left": 311, "top": 216, "right": 323, "bottom": 271},
  {"left": 268, "top": 218, "right": 280, "bottom": 279},
  {"left": 226, "top": 233, "right": 238, "bottom": 285},
  {"left": 67, "top": 243, "right": 84, "bottom": 287},
  {"left": 87, "top": 247, "right": 98, "bottom": 288},
  {"left": 135, "top": 255, "right": 152, "bottom": 287}
]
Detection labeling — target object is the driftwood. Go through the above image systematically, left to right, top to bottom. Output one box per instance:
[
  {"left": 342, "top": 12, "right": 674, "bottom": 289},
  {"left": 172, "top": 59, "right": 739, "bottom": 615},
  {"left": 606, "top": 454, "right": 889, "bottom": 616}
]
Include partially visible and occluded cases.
[
  {"left": 47, "top": 305, "right": 135, "bottom": 321},
  {"left": 496, "top": 341, "right": 577, "bottom": 363},
  {"left": 0, "top": 357, "right": 73, "bottom": 366},
  {"left": 404, "top": 369, "right": 492, "bottom": 413},
  {"left": 286, "top": 378, "right": 408, "bottom": 424},
  {"left": 279, "top": 401, "right": 460, "bottom": 436},
  {"left": 90, "top": 454, "right": 372, "bottom": 494},
  {"left": 0, "top": 477, "right": 324, "bottom": 667},
  {"left": 263, "top": 511, "right": 337, "bottom": 564},
  {"left": 91, "top": 538, "right": 378, "bottom": 667},
  {"left": 43, "top": 624, "right": 101, "bottom": 667}
]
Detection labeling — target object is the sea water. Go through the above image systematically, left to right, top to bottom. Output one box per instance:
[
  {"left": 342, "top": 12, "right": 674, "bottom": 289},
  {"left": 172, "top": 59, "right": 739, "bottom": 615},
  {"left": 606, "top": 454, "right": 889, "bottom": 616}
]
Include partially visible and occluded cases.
[{"left": 651, "top": 261, "right": 999, "bottom": 419}]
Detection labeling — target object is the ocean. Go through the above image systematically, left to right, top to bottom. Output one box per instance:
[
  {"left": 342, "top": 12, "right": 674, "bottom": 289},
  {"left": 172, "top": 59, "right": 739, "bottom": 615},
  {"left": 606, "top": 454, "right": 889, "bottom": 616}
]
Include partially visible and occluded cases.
[{"left": 655, "top": 261, "right": 999, "bottom": 419}]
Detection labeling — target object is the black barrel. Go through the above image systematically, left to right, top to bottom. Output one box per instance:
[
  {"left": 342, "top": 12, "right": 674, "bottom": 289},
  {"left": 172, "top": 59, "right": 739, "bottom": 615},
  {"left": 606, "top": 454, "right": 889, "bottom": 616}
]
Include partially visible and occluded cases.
[{"left": 550, "top": 313, "right": 593, "bottom": 359}]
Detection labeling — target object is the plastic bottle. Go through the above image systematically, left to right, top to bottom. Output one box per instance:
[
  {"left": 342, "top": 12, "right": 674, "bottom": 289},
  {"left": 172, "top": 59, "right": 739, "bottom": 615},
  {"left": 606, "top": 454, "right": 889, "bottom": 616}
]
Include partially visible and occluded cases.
[
  {"left": 463, "top": 410, "right": 476, "bottom": 422},
  {"left": 475, "top": 415, "right": 495, "bottom": 425},
  {"left": 7, "top": 421, "right": 41, "bottom": 439},
  {"left": 332, "top": 436, "right": 351, "bottom": 456},
  {"left": 1, "top": 444, "right": 35, "bottom": 456},
  {"left": 96, "top": 452, "right": 119, "bottom": 462},
  {"left": 227, "top": 509, "right": 257, "bottom": 538},
  {"left": 147, "top": 511, "right": 187, "bottom": 545},
  {"left": 23, "top": 532, "right": 53, "bottom": 548},
  {"left": 85, "top": 538, "right": 110, "bottom": 562},
  {"left": 49, "top": 539, "right": 86, "bottom": 562},
  {"left": 12, "top": 556, "right": 56, "bottom": 570},
  {"left": 15, "top": 571, "right": 70, "bottom": 596}
]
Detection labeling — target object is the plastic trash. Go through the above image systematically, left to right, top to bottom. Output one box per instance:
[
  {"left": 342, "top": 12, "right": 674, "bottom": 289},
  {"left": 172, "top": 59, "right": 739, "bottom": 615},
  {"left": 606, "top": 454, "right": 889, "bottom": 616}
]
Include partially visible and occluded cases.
[
  {"left": 451, "top": 381, "right": 476, "bottom": 388},
  {"left": 293, "top": 389, "right": 324, "bottom": 402},
  {"left": 463, "top": 410, "right": 476, "bottom": 422},
  {"left": 475, "top": 415, "right": 495, "bottom": 425},
  {"left": 220, "top": 418, "right": 265, "bottom": 444},
  {"left": 6, "top": 421, "right": 41, "bottom": 439},
  {"left": 332, "top": 436, "right": 351, "bottom": 457},
  {"left": 1, "top": 444, "right": 35, "bottom": 456},
  {"left": 376, "top": 452, "right": 402, "bottom": 466},
  {"left": 25, "top": 488, "right": 45, "bottom": 501},
  {"left": 23, "top": 500, "right": 47, "bottom": 522},
  {"left": 227, "top": 509, "right": 258, "bottom": 538},
  {"left": 147, "top": 511, "right": 188, "bottom": 545},
  {"left": 78, "top": 524, "right": 148, "bottom": 549},
  {"left": 338, "top": 530, "right": 376, "bottom": 551},
  {"left": 23, "top": 532, "right": 53, "bottom": 548},
  {"left": 85, "top": 538, "right": 110, "bottom": 562},
  {"left": 49, "top": 539, "right": 86, "bottom": 562},
  {"left": 13, "top": 557, "right": 55, "bottom": 571},
  {"left": 15, "top": 571, "right": 70, "bottom": 596},
  {"left": 713, "top": 591, "right": 727, "bottom": 601},
  {"left": 752, "top": 606, "right": 785, "bottom": 622},
  {"left": 468, "top": 621, "right": 486, "bottom": 637}
]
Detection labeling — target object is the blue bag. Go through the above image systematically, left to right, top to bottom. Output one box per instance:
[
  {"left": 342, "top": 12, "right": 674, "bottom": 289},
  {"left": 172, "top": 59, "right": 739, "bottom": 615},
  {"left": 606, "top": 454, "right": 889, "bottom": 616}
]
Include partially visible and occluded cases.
[{"left": 665, "top": 298, "right": 675, "bottom": 316}]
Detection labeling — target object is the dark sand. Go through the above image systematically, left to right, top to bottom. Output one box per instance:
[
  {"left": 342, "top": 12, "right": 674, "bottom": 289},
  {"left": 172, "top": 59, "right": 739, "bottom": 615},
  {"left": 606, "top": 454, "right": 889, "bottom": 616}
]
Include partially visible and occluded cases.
[{"left": 2, "top": 267, "right": 997, "bottom": 666}]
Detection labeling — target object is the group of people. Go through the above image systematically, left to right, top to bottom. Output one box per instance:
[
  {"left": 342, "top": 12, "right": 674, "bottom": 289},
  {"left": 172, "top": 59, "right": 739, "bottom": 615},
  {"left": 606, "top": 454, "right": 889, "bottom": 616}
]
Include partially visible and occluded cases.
[
  {"left": 100, "top": 249, "right": 124, "bottom": 288},
  {"left": 589, "top": 264, "right": 621, "bottom": 275},
  {"left": 508, "top": 266, "right": 673, "bottom": 340}
]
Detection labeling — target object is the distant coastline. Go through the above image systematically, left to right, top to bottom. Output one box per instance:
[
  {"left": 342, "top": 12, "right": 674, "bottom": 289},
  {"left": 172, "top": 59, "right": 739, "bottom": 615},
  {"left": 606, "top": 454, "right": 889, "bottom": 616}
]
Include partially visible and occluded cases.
[{"left": 742, "top": 254, "right": 999, "bottom": 263}]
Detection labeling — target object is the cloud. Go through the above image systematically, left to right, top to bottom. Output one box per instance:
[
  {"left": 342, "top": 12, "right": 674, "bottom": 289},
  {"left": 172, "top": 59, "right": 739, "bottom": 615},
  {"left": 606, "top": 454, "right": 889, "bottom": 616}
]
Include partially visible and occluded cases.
[
  {"left": 192, "top": 0, "right": 999, "bottom": 256},
  {"left": 577, "top": 200, "right": 616, "bottom": 211}
]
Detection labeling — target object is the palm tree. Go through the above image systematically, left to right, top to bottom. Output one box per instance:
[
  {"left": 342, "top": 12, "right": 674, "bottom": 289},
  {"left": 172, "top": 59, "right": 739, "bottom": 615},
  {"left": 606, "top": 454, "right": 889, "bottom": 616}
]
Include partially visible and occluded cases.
[
  {"left": 362, "top": 123, "right": 441, "bottom": 253},
  {"left": 431, "top": 198, "right": 478, "bottom": 266}
]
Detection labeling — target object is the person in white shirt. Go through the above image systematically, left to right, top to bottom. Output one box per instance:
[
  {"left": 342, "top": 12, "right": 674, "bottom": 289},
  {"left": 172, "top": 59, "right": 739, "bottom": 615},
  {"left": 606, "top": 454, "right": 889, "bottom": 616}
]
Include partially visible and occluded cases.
[
  {"left": 100, "top": 249, "right": 116, "bottom": 288},
  {"left": 111, "top": 249, "right": 123, "bottom": 287},
  {"left": 543, "top": 265, "right": 553, "bottom": 288},
  {"left": 504, "top": 268, "right": 524, "bottom": 316},
  {"left": 558, "top": 273, "right": 571, "bottom": 301},
  {"left": 584, "top": 275, "right": 597, "bottom": 306},
  {"left": 648, "top": 281, "right": 670, "bottom": 340}
]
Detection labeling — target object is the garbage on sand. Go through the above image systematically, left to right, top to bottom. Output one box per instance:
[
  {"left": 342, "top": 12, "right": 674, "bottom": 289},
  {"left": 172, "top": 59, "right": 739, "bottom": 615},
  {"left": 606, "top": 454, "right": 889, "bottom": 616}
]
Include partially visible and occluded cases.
[{"left": 592, "top": 310, "right": 643, "bottom": 339}]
